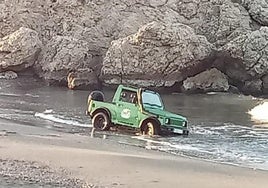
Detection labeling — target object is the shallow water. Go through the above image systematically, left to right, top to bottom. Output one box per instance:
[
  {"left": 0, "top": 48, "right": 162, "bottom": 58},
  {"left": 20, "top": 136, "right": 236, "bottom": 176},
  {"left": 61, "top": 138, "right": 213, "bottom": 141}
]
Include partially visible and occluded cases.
[{"left": 0, "top": 76, "right": 268, "bottom": 171}]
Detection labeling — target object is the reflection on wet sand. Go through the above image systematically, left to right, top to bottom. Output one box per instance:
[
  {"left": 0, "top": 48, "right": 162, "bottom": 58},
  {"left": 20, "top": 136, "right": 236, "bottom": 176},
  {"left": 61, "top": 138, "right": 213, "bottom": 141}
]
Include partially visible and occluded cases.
[{"left": 248, "top": 101, "right": 268, "bottom": 127}]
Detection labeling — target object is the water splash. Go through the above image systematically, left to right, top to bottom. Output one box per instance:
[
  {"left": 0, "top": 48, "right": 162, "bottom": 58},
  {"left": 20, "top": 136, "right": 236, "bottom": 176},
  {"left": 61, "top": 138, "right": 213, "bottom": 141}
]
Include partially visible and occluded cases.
[
  {"left": 248, "top": 101, "right": 268, "bottom": 127},
  {"left": 34, "top": 110, "right": 91, "bottom": 128},
  {"left": 129, "top": 124, "right": 268, "bottom": 171}
]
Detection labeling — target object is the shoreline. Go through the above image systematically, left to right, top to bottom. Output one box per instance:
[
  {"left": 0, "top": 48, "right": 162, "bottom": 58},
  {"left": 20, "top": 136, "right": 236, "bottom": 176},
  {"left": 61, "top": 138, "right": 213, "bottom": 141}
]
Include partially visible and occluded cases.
[
  {"left": 1, "top": 74, "right": 268, "bottom": 99},
  {"left": 1, "top": 119, "right": 268, "bottom": 188}
]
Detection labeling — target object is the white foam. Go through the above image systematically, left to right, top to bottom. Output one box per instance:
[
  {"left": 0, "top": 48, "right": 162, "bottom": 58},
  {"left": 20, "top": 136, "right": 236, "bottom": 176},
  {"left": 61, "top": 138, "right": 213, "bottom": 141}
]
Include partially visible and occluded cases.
[
  {"left": 0, "top": 92, "right": 21, "bottom": 97},
  {"left": 206, "top": 92, "right": 216, "bottom": 95},
  {"left": 25, "top": 93, "right": 40, "bottom": 98},
  {"left": 248, "top": 102, "right": 268, "bottom": 124},
  {"left": 44, "top": 109, "right": 53, "bottom": 114},
  {"left": 34, "top": 112, "right": 91, "bottom": 128},
  {"left": 191, "top": 126, "right": 221, "bottom": 136},
  {"left": 130, "top": 128, "right": 268, "bottom": 171},
  {"left": 132, "top": 136, "right": 203, "bottom": 152}
]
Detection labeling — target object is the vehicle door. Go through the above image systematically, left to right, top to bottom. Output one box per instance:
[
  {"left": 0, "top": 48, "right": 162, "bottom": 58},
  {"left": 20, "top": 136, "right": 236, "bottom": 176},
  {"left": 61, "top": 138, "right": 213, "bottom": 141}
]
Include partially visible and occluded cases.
[{"left": 116, "top": 90, "right": 139, "bottom": 127}]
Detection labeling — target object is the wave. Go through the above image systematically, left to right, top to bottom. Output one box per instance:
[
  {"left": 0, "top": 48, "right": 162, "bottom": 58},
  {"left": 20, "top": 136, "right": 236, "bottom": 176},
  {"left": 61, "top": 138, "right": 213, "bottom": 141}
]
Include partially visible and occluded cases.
[
  {"left": 0, "top": 92, "right": 22, "bottom": 97},
  {"left": 25, "top": 93, "right": 40, "bottom": 98},
  {"left": 248, "top": 102, "right": 268, "bottom": 124},
  {"left": 34, "top": 110, "right": 91, "bottom": 128},
  {"left": 126, "top": 122, "right": 268, "bottom": 171},
  {"left": 132, "top": 135, "right": 204, "bottom": 152}
]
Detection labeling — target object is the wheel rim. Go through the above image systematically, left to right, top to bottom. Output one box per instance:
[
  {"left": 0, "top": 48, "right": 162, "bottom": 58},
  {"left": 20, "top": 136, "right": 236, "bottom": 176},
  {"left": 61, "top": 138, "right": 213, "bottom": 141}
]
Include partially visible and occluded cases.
[
  {"left": 95, "top": 115, "right": 107, "bottom": 130},
  {"left": 146, "top": 122, "right": 154, "bottom": 136}
]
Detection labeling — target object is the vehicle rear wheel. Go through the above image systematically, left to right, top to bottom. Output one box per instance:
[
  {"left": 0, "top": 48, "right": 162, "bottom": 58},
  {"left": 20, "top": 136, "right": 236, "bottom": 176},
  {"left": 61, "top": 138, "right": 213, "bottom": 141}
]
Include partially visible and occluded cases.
[
  {"left": 92, "top": 112, "right": 110, "bottom": 131},
  {"left": 141, "top": 121, "right": 160, "bottom": 136}
]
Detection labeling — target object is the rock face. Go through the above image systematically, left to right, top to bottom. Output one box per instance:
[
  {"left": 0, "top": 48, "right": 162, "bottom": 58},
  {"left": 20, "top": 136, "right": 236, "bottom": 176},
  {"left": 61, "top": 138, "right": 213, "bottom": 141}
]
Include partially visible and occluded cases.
[
  {"left": 0, "top": 0, "right": 267, "bottom": 94},
  {"left": 0, "top": 0, "right": 251, "bottom": 48},
  {"left": 243, "top": 0, "right": 268, "bottom": 26},
  {"left": 102, "top": 22, "right": 214, "bottom": 87},
  {"left": 0, "top": 27, "right": 42, "bottom": 72},
  {"left": 220, "top": 27, "right": 268, "bottom": 93},
  {"left": 36, "top": 36, "right": 102, "bottom": 84},
  {"left": 67, "top": 68, "right": 100, "bottom": 90},
  {"left": 182, "top": 68, "right": 229, "bottom": 92},
  {"left": 0, "top": 71, "right": 18, "bottom": 79},
  {"left": 263, "top": 75, "right": 268, "bottom": 93},
  {"left": 243, "top": 79, "right": 263, "bottom": 94}
]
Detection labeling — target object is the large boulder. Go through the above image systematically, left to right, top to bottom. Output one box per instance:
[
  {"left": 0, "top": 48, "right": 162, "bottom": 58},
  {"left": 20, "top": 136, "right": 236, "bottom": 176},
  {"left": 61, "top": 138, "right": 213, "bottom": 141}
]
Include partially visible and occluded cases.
[
  {"left": 242, "top": 0, "right": 268, "bottom": 26},
  {"left": 102, "top": 21, "right": 214, "bottom": 87},
  {"left": 0, "top": 27, "right": 42, "bottom": 72},
  {"left": 219, "top": 27, "right": 268, "bottom": 93},
  {"left": 36, "top": 36, "right": 102, "bottom": 86},
  {"left": 182, "top": 68, "right": 229, "bottom": 92},
  {"left": 242, "top": 79, "right": 263, "bottom": 94}
]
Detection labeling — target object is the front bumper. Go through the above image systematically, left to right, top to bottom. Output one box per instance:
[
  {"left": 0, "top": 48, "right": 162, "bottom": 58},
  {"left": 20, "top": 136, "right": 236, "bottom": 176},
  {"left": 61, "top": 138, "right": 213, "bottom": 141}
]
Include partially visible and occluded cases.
[{"left": 161, "top": 126, "right": 188, "bottom": 135}]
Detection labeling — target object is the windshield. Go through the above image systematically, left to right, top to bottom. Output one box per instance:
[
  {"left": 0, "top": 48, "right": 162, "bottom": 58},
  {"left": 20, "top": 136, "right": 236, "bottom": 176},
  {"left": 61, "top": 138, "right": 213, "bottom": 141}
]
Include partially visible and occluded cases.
[{"left": 141, "top": 90, "right": 164, "bottom": 109}]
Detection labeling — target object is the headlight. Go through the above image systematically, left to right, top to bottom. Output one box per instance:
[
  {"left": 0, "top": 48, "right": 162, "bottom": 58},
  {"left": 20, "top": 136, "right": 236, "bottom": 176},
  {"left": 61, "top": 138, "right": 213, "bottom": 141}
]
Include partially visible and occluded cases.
[
  {"left": 165, "top": 118, "right": 170, "bottom": 124},
  {"left": 182, "top": 121, "right": 187, "bottom": 127}
]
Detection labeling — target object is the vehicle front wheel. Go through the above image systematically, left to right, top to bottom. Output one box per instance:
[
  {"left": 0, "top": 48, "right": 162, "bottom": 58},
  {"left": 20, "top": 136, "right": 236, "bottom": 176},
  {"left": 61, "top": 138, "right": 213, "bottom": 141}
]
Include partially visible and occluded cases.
[
  {"left": 92, "top": 112, "right": 110, "bottom": 131},
  {"left": 141, "top": 121, "right": 160, "bottom": 136}
]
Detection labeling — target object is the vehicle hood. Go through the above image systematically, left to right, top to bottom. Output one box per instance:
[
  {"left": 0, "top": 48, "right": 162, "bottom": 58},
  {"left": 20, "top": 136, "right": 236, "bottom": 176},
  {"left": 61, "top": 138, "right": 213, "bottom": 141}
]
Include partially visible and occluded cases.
[{"left": 144, "top": 107, "right": 187, "bottom": 121}]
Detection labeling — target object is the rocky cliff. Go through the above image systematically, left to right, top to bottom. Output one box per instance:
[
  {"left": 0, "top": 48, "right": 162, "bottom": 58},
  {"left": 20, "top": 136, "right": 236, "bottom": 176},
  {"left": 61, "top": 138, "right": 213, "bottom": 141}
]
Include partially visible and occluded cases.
[{"left": 0, "top": 0, "right": 267, "bottom": 95}]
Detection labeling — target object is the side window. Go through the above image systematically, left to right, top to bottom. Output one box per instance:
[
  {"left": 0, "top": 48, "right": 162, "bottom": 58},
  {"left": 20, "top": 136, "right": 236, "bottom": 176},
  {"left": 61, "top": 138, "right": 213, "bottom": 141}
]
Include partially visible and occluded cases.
[
  {"left": 119, "top": 90, "right": 137, "bottom": 104},
  {"left": 120, "top": 91, "right": 128, "bottom": 102},
  {"left": 130, "top": 93, "right": 137, "bottom": 104}
]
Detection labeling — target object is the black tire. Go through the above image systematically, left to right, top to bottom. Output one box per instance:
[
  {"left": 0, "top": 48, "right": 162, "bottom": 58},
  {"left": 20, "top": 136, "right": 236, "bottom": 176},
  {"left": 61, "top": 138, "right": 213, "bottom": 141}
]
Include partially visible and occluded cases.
[
  {"left": 92, "top": 112, "right": 110, "bottom": 131},
  {"left": 141, "top": 120, "right": 160, "bottom": 136},
  {"left": 183, "top": 130, "right": 189, "bottom": 136}
]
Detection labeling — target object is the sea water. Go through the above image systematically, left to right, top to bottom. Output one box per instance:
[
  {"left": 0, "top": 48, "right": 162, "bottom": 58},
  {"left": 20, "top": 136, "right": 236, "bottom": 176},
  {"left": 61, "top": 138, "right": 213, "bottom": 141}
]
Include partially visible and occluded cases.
[{"left": 0, "top": 76, "right": 268, "bottom": 171}]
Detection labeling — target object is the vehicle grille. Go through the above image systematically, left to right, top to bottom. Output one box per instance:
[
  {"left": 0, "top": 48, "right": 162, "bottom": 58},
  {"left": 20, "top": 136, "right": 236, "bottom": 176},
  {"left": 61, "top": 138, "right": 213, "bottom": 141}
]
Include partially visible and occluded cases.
[{"left": 170, "top": 119, "right": 182, "bottom": 126}]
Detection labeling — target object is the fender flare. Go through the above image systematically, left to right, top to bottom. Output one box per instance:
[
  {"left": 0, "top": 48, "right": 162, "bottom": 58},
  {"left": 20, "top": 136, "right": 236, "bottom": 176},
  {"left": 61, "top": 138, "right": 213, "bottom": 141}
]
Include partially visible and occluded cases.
[
  {"left": 91, "top": 108, "right": 112, "bottom": 119},
  {"left": 139, "top": 117, "right": 161, "bottom": 129}
]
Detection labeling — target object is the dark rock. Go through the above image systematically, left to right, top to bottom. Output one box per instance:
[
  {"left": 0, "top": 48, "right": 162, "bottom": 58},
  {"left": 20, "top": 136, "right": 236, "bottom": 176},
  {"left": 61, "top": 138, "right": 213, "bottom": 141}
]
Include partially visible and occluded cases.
[
  {"left": 219, "top": 27, "right": 268, "bottom": 94},
  {"left": 182, "top": 68, "right": 229, "bottom": 93},
  {"left": 262, "top": 74, "right": 268, "bottom": 94},
  {"left": 242, "top": 79, "right": 263, "bottom": 94}
]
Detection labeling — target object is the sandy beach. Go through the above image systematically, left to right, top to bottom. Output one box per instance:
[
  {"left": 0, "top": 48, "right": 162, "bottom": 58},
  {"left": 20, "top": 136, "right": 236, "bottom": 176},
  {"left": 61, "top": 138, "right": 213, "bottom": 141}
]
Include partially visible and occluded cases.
[{"left": 0, "top": 119, "right": 268, "bottom": 188}]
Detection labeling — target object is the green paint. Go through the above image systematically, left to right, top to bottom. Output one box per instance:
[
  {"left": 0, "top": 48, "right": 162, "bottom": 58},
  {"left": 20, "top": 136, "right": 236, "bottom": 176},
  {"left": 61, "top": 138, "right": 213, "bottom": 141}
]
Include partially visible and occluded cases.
[{"left": 87, "top": 85, "right": 188, "bottom": 135}]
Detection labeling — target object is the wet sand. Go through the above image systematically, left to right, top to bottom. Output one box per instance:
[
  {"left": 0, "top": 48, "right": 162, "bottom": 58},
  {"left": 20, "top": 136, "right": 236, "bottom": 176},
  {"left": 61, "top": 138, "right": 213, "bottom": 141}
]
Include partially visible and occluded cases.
[{"left": 1, "top": 119, "right": 268, "bottom": 188}]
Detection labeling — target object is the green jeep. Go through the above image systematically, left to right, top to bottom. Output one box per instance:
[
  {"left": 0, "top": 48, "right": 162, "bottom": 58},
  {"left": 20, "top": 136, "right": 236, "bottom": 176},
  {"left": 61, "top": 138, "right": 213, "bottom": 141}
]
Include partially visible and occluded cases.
[{"left": 86, "top": 85, "right": 188, "bottom": 135}]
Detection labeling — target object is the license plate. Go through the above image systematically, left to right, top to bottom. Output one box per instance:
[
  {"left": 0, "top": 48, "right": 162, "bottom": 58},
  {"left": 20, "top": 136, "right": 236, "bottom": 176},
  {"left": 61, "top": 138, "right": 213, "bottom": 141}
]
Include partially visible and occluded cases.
[{"left": 173, "top": 128, "right": 183, "bottom": 134}]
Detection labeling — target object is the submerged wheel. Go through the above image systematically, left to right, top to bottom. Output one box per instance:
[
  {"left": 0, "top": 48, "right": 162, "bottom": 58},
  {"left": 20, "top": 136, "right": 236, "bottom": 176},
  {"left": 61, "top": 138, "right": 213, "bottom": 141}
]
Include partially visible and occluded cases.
[
  {"left": 92, "top": 112, "right": 110, "bottom": 131},
  {"left": 141, "top": 120, "right": 160, "bottom": 136}
]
